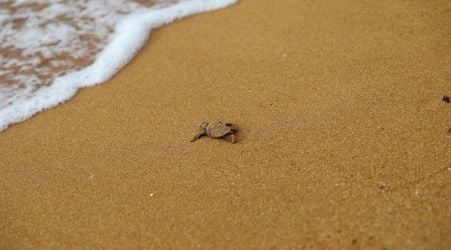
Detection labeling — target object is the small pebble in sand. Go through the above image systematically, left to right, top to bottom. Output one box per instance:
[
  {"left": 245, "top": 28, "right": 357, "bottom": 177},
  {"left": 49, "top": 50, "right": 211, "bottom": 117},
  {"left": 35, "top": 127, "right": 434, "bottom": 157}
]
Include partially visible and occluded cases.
[{"left": 442, "top": 95, "right": 449, "bottom": 103}]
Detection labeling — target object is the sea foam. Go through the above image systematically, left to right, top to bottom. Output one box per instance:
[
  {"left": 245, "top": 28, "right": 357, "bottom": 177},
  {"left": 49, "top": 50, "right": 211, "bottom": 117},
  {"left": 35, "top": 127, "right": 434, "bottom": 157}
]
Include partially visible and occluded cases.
[{"left": 0, "top": 0, "right": 237, "bottom": 131}]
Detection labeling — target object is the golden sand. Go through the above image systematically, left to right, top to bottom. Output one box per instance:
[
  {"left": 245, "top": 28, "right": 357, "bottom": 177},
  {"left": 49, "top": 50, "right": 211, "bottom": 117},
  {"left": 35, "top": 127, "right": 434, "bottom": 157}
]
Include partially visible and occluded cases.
[{"left": 1, "top": 0, "right": 450, "bottom": 248}]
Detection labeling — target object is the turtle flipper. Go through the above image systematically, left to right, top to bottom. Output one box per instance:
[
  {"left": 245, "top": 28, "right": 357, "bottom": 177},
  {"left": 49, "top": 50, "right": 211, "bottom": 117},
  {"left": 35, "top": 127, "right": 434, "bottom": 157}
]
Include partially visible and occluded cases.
[
  {"left": 191, "top": 130, "right": 206, "bottom": 142},
  {"left": 223, "top": 133, "right": 236, "bottom": 143}
]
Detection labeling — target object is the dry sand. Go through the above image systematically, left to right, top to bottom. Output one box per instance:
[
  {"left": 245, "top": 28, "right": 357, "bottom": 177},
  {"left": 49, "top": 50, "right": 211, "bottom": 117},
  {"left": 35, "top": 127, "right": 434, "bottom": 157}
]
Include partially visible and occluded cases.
[{"left": 1, "top": 0, "right": 450, "bottom": 249}]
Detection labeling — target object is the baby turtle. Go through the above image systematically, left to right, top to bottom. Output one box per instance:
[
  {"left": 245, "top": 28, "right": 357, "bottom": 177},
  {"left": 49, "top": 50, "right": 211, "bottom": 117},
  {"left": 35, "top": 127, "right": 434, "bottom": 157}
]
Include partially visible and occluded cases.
[{"left": 191, "top": 122, "right": 238, "bottom": 143}]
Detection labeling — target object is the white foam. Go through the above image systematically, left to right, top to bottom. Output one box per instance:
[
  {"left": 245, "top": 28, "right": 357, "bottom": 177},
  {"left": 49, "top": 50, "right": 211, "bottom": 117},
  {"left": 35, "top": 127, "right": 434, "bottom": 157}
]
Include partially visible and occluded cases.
[{"left": 0, "top": 0, "right": 237, "bottom": 131}]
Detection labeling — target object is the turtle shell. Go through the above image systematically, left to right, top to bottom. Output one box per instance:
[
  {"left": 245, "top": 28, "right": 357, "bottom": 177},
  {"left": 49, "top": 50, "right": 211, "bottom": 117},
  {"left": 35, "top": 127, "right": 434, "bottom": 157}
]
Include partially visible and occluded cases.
[{"left": 206, "top": 122, "right": 232, "bottom": 138}]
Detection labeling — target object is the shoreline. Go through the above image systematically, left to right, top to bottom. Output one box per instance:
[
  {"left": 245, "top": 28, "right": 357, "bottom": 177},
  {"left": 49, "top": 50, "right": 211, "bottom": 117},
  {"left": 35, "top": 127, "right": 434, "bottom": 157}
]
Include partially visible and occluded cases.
[
  {"left": 0, "top": 0, "right": 238, "bottom": 132},
  {"left": 1, "top": 0, "right": 450, "bottom": 248}
]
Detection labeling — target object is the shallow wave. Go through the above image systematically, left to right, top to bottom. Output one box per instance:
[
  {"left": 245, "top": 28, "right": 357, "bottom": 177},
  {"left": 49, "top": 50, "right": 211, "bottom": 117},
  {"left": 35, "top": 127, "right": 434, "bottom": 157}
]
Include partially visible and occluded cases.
[{"left": 0, "top": 0, "right": 237, "bottom": 131}]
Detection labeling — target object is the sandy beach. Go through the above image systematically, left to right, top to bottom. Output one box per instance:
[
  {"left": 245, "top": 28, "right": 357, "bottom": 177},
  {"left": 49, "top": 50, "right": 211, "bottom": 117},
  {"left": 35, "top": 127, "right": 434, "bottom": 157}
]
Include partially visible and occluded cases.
[{"left": 1, "top": 0, "right": 450, "bottom": 248}]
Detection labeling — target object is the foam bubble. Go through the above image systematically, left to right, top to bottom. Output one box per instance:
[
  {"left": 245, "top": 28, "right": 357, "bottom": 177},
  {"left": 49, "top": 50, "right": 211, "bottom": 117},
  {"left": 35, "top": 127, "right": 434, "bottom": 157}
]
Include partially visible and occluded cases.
[{"left": 0, "top": 0, "right": 237, "bottom": 131}]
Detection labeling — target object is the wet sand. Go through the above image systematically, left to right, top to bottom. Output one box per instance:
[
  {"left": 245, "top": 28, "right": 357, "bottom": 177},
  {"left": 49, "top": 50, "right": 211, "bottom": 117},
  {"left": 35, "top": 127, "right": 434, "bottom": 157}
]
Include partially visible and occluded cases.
[{"left": 1, "top": 0, "right": 450, "bottom": 248}]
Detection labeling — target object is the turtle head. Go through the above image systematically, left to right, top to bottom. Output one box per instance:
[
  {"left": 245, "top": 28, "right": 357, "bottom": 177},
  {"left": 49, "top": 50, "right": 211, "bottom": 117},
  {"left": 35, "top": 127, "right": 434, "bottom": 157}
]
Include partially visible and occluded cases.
[{"left": 199, "top": 122, "right": 209, "bottom": 129}]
